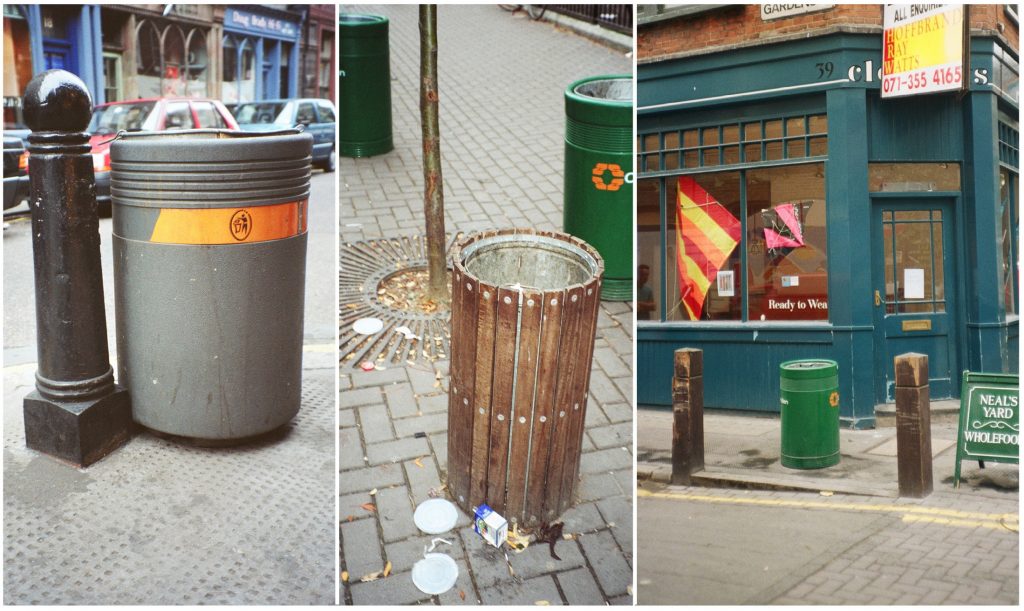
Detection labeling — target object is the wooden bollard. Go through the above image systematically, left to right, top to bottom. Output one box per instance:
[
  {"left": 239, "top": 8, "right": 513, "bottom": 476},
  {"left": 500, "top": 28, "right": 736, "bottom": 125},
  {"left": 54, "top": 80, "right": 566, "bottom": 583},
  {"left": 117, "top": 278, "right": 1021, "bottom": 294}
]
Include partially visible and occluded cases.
[
  {"left": 672, "top": 348, "right": 704, "bottom": 485},
  {"left": 895, "top": 353, "right": 932, "bottom": 498}
]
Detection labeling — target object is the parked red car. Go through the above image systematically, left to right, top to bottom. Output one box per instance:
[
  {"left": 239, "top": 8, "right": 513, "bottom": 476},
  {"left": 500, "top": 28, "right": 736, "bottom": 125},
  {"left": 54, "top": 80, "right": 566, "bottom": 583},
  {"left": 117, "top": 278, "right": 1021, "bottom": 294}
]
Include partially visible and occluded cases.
[{"left": 87, "top": 98, "right": 239, "bottom": 215}]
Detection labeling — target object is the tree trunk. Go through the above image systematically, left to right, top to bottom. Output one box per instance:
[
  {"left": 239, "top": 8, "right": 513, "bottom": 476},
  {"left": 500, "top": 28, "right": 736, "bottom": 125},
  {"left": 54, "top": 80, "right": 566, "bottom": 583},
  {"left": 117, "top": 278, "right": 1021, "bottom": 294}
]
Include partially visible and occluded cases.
[{"left": 420, "top": 4, "right": 448, "bottom": 305}]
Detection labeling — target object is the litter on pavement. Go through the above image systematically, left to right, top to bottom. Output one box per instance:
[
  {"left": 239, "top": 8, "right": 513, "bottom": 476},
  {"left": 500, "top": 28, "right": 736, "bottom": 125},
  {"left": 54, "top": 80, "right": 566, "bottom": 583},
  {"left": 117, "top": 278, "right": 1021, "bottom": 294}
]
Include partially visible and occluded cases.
[{"left": 413, "top": 498, "right": 459, "bottom": 535}]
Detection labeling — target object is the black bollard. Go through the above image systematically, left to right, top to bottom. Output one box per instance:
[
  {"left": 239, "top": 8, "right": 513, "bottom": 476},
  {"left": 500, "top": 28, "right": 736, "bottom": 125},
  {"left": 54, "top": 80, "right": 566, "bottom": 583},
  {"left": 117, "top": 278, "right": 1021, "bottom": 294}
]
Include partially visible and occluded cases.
[{"left": 21, "top": 69, "right": 131, "bottom": 467}]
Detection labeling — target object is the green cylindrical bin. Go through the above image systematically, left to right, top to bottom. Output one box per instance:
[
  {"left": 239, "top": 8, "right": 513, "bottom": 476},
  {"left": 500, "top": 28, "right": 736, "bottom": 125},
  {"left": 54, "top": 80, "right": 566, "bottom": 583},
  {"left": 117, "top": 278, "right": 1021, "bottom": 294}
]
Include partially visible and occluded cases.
[
  {"left": 339, "top": 14, "right": 393, "bottom": 157},
  {"left": 563, "top": 75, "right": 633, "bottom": 301},
  {"left": 111, "top": 129, "right": 312, "bottom": 441},
  {"left": 780, "top": 359, "right": 840, "bottom": 469}
]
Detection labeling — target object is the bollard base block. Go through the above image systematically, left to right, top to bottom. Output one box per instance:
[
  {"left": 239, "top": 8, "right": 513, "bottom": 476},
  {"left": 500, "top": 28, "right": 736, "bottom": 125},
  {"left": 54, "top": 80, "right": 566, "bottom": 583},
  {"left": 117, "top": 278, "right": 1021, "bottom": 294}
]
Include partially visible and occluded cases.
[{"left": 23, "top": 386, "right": 132, "bottom": 467}]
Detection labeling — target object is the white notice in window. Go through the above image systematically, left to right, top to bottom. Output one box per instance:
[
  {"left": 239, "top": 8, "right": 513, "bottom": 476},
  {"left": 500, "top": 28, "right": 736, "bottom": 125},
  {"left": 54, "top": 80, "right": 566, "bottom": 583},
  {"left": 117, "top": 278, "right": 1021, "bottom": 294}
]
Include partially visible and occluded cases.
[
  {"left": 904, "top": 268, "right": 925, "bottom": 299},
  {"left": 717, "top": 271, "right": 735, "bottom": 297}
]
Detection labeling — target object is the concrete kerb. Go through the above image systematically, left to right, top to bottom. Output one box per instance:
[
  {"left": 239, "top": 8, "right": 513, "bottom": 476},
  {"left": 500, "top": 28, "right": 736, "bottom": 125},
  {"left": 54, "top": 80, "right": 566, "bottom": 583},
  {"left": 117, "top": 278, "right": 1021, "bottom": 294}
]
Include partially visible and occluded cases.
[{"left": 533, "top": 11, "right": 633, "bottom": 54}]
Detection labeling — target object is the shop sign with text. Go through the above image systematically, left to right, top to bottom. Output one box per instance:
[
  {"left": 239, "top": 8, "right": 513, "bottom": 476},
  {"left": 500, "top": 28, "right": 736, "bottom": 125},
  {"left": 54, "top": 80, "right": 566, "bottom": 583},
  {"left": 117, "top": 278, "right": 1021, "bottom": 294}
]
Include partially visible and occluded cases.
[
  {"left": 760, "top": 4, "right": 834, "bottom": 21},
  {"left": 882, "top": 4, "right": 965, "bottom": 98},
  {"left": 953, "top": 372, "right": 1019, "bottom": 488}
]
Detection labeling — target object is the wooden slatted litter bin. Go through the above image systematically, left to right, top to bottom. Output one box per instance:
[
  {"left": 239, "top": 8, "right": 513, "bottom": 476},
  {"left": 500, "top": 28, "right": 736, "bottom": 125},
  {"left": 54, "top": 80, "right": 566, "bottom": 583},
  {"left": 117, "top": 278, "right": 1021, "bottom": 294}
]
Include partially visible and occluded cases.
[{"left": 447, "top": 228, "right": 604, "bottom": 526}]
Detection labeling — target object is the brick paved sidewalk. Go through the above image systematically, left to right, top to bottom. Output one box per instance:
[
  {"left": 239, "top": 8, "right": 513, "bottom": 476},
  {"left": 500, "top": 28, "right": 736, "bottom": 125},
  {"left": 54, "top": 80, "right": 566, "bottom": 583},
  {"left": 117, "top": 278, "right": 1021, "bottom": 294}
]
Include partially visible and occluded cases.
[
  {"left": 339, "top": 4, "right": 633, "bottom": 605},
  {"left": 639, "top": 482, "right": 1018, "bottom": 605}
]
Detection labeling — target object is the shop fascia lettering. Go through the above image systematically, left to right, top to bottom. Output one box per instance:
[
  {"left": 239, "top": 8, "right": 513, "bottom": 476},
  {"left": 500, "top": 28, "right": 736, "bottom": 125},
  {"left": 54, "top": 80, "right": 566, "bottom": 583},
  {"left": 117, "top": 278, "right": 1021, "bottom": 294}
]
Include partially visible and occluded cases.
[
  {"left": 760, "top": 4, "right": 834, "bottom": 21},
  {"left": 227, "top": 9, "right": 297, "bottom": 37}
]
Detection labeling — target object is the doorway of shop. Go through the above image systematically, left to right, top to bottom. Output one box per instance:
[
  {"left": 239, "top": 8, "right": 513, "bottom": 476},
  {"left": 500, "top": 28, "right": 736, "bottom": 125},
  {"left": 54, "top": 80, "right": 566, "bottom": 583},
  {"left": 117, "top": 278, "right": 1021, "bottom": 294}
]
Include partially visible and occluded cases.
[{"left": 870, "top": 196, "right": 960, "bottom": 402}]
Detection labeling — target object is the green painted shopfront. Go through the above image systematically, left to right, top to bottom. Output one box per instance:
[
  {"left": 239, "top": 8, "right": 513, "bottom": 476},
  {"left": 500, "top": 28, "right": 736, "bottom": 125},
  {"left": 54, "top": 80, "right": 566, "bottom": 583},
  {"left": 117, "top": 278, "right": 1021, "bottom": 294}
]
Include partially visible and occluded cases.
[{"left": 636, "top": 4, "right": 1019, "bottom": 428}]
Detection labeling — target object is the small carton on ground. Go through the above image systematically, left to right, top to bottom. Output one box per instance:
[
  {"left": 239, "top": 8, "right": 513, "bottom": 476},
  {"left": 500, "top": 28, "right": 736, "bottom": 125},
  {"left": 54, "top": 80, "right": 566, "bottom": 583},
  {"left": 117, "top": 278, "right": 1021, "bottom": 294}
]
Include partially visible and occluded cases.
[{"left": 472, "top": 504, "right": 508, "bottom": 548}]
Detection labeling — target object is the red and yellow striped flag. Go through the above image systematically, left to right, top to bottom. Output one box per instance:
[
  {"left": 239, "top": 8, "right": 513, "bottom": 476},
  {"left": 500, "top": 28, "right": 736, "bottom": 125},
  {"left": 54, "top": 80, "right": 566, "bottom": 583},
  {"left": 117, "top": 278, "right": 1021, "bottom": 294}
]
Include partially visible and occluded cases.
[{"left": 676, "top": 176, "right": 741, "bottom": 320}]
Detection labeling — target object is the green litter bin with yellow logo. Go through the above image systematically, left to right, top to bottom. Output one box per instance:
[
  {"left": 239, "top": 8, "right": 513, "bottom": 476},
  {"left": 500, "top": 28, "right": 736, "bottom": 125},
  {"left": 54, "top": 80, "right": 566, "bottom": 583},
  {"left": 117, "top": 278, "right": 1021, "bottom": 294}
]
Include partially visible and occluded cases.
[
  {"left": 563, "top": 75, "right": 632, "bottom": 301},
  {"left": 780, "top": 359, "right": 840, "bottom": 469}
]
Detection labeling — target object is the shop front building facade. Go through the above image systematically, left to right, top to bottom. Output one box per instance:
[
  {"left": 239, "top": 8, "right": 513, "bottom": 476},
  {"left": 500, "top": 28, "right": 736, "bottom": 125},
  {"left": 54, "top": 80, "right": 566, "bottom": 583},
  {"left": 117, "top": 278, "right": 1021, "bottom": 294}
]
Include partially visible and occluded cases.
[
  {"left": 3, "top": 4, "right": 334, "bottom": 129},
  {"left": 637, "top": 4, "right": 1018, "bottom": 428}
]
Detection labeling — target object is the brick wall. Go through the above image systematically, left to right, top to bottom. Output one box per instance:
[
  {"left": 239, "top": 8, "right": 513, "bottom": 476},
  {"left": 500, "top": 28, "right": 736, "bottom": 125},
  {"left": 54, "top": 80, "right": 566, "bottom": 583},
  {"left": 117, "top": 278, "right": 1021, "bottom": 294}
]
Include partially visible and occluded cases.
[{"left": 639, "top": 4, "right": 1019, "bottom": 61}]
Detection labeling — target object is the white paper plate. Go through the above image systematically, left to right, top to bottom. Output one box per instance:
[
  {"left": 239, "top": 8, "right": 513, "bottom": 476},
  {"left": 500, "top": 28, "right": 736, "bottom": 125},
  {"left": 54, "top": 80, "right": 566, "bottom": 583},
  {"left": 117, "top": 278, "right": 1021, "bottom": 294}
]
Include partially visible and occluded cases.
[
  {"left": 352, "top": 317, "right": 384, "bottom": 335},
  {"left": 413, "top": 498, "right": 459, "bottom": 534},
  {"left": 411, "top": 553, "right": 458, "bottom": 595}
]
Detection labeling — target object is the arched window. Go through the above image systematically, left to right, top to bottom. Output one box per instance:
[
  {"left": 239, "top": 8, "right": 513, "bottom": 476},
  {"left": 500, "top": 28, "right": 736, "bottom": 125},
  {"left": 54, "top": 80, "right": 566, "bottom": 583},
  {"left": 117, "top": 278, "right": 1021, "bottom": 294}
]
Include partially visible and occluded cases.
[
  {"left": 135, "top": 19, "right": 162, "bottom": 97},
  {"left": 161, "top": 25, "right": 185, "bottom": 96},
  {"left": 184, "top": 28, "right": 207, "bottom": 97},
  {"left": 237, "top": 37, "right": 256, "bottom": 103}
]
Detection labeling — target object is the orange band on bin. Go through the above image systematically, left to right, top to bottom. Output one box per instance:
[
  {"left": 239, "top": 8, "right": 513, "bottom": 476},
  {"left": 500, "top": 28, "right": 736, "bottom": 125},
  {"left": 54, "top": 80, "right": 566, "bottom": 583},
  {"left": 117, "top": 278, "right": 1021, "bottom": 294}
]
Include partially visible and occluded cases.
[{"left": 149, "top": 200, "right": 308, "bottom": 245}]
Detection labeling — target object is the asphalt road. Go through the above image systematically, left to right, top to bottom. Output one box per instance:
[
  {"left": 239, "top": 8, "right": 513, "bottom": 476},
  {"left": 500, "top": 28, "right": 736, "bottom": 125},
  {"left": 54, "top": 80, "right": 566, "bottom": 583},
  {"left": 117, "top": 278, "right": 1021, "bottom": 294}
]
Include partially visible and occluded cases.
[{"left": 3, "top": 169, "right": 336, "bottom": 363}]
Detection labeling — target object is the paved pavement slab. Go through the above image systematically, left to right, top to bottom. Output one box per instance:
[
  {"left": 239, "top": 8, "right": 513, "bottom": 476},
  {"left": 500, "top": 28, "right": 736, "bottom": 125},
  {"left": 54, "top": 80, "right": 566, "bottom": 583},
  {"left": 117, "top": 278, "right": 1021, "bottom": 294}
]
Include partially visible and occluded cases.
[
  {"left": 339, "top": 4, "right": 633, "bottom": 605},
  {"left": 4, "top": 172, "right": 337, "bottom": 604},
  {"left": 638, "top": 481, "right": 1018, "bottom": 605}
]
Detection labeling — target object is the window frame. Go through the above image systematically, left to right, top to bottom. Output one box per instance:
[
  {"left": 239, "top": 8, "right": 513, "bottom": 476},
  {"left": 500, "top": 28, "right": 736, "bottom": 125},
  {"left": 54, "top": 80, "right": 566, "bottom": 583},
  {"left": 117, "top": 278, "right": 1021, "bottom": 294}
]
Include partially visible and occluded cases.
[{"left": 640, "top": 160, "right": 829, "bottom": 325}]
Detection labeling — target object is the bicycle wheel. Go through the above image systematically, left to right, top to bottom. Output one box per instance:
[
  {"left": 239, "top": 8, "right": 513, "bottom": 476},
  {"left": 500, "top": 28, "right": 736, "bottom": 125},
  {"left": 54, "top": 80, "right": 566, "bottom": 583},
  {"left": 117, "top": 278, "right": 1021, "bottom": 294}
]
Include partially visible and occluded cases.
[{"left": 526, "top": 4, "right": 547, "bottom": 20}]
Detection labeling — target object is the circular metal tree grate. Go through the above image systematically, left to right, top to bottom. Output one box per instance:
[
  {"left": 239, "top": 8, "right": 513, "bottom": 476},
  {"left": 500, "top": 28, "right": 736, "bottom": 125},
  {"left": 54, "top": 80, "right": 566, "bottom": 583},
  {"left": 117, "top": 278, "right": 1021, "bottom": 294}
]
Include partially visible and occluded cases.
[{"left": 339, "top": 234, "right": 462, "bottom": 368}]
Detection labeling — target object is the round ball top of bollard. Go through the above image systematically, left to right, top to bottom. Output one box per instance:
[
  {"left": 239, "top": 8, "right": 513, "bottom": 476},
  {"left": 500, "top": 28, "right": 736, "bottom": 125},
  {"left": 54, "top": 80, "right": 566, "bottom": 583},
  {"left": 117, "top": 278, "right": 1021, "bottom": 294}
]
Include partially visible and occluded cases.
[{"left": 23, "top": 70, "right": 93, "bottom": 134}]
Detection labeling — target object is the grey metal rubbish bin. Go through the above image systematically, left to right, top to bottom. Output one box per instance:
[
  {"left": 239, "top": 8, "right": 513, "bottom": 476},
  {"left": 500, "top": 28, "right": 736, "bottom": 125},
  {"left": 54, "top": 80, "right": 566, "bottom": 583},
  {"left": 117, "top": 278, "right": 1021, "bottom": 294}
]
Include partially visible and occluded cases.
[{"left": 111, "top": 129, "right": 312, "bottom": 440}]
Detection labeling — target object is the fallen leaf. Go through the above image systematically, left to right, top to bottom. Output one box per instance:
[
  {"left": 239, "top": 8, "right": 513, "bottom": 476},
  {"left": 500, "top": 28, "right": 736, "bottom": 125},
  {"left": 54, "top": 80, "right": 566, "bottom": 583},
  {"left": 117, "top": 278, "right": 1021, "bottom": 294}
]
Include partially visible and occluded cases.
[
  {"left": 345, "top": 303, "right": 358, "bottom": 309},
  {"left": 414, "top": 457, "right": 424, "bottom": 468},
  {"left": 369, "top": 488, "right": 378, "bottom": 496},
  {"left": 819, "top": 490, "right": 834, "bottom": 497},
  {"left": 360, "top": 503, "right": 376, "bottom": 512},
  {"left": 345, "top": 514, "right": 355, "bottom": 522},
  {"left": 383, "top": 561, "right": 392, "bottom": 577},
  {"left": 341, "top": 570, "right": 349, "bottom": 582},
  {"left": 360, "top": 571, "right": 382, "bottom": 582},
  {"left": 459, "top": 590, "right": 466, "bottom": 601},
  {"left": 535, "top": 601, "right": 550, "bottom": 606}
]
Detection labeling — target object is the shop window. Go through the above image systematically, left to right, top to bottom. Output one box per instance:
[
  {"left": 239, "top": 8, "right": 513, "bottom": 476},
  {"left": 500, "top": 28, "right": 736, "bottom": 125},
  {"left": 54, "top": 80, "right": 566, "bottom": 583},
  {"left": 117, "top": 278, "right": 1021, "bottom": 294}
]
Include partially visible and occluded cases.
[
  {"left": 40, "top": 6, "right": 68, "bottom": 39},
  {"left": 3, "top": 7, "right": 34, "bottom": 128},
  {"left": 136, "top": 19, "right": 210, "bottom": 100},
  {"left": 136, "top": 20, "right": 162, "bottom": 97},
  {"left": 162, "top": 26, "right": 186, "bottom": 96},
  {"left": 185, "top": 29, "right": 208, "bottom": 98},
  {"left": 318, "top": 30, "right": 334, "bottom": 99},
  {"left": 223, "top": 36, "right": 238, "bottom": 83},
  {"left": 280, "top": 42, "right": 293, "bottom": 97},
  {"left": 102, "top": 53, "right": 122, "bottom": 103},
  {"left": 641, "top": 113, "right": 828, "bottom": 174},
  {"left": 809, "top": 114, "right": 828, "bottom": 134},
  {"left": 786, "top": 117, "right": 806, "bottom": 137},
  {"left": 722, "top": 124, "right": 740, "bottom": 144},
  {"left": 702, "top": 126, "right": 719, "bottom": 146},
  {"left": 747, "top": 163, "right": 828, "bottom": 321},
  {"left": 868, "top": 163, "right": 961, "bottom": 192},
  {"left": 1000, "top": 169, "right": 1018, "bottom": 314},
  {"left": 667, "top": 171, "right": 743, "bottom": 321},
  {"left": 637, "top": 179, "right": 662, "bottom": 321}
]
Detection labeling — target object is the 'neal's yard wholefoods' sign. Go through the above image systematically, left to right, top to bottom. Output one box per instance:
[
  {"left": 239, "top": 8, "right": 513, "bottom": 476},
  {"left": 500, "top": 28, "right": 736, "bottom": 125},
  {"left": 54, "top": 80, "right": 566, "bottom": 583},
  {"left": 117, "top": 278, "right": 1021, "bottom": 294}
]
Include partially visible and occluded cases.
[
  {"left": 882, "top": 4, "right": 965, "bottom": 98},
  {"left": 954, "top": 372, "right": 1019, "bottom": 488}
]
